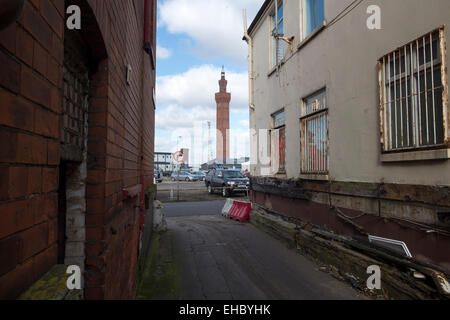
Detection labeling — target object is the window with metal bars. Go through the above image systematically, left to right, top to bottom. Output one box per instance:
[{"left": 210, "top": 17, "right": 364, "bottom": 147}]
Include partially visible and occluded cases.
[
  {"left": 379, "top": 27, "right": 448, "bottom": 152},
  {"left": 301, "top": 89, "right": 328, "bottom": 174}
]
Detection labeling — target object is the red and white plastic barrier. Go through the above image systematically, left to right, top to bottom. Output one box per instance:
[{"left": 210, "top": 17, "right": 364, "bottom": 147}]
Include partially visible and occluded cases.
[
  {"left": 221, "top": 198, "right": 234, "bottom": 217},
  {"left": 222, "top": 200, "right": 252, "bottom": 223}
]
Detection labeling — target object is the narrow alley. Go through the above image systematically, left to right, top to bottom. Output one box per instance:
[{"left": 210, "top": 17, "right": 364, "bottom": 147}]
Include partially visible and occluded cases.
[
  {"left": 1, "top": 0, "right": 449, "bottom": 309},
  {"left": 139, "top": 200, "right": 366, "bottom": 300}
]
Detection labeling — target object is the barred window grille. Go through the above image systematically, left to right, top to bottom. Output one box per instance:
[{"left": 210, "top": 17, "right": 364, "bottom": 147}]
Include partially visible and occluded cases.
[
  {"left": 379, "top": 28, "right": 447, "bottom": 152},
  {"left": 61, "top": 31, "right": 90, "bottom": 162},
  {"left": 301, "top": 89, "right": 328, "bottom": 174}
]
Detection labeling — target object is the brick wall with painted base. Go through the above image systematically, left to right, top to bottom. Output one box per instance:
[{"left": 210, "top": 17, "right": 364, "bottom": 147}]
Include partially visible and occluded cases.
[
  {"left": 0, "top": 0, "right": 156, "bottom": 299},
  {"left": 250, "top": 178, "right": 450, "bottom": 275}
]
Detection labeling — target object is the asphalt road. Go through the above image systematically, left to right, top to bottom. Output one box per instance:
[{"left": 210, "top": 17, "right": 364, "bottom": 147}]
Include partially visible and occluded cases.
[
  {"left": 157, "top": 180, "right": 207, "bottom": 191},
  {"left": 157, "top": 181, "right": 249, "bottom": 202},
  {"left": 165, "top": 200, "right": 227, "bottom": 217},
  {"left": 165, "top": 201, "right": 366, "bottom": 300}
]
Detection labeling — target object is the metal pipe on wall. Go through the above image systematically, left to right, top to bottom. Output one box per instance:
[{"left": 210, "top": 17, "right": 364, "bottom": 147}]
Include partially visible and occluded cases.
[
  {"left": 143, "top": 0, "right": 153, "bottom": 53},
  {"left": 243, "top": 9, "right": 255, "bottom": 111}
]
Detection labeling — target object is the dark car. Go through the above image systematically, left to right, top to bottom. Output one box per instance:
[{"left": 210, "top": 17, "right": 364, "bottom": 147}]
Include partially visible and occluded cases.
[{"left": 205, "top": 169, "right": 250, "bottom": 197}]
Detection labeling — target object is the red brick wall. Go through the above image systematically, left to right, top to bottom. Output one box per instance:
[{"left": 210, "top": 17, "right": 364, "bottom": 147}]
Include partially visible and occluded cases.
[
  {"left": 0, "top": 0, "right": 156, "bottom": 299},
  {"left": 0, "top": 0, "right": 63, "bottom": 299}
]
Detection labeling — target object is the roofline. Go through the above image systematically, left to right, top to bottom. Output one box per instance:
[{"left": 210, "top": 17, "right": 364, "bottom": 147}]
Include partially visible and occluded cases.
[{"left": 243, "top": 0, "right": 272, "bottom": 40}]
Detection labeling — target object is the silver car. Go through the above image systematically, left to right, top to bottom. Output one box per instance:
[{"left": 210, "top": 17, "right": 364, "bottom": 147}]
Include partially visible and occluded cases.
[
  {"left": 171, "top": 171, "right": 199, "bottom": 182},
  {"left": 191, "top": 171, "right": 206, "bottom": 181}
]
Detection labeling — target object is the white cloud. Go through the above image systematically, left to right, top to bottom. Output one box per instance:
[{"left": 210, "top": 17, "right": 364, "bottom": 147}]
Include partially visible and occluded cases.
[
  {"left": 158, "top": 0, "right": 262, "bottom": 65},
  {"left": 156, "top": 45, "right": 172, "bottom": 59},
  {"left": 156, "top": 64, "right": 248, "bottom": 110},
  {"left": 156, "top": 104, "right": 216, "bottom": 131},
  {"left": 239, "top": 119, "right": 249, "bottom": 128},
  {"left": 229, "top": 126, "right": 250, "bottom": 160}
]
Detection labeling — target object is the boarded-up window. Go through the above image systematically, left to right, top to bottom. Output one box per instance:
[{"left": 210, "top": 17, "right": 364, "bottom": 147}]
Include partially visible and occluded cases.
[
  {"left": 301, "top": 89, "right": 328, "bottom": 174},
  {"left": 271, "top": 110, "right": 286, "bottom": 174},
  {"left": 279, "top": 126, "right": 286, "bottom": 172},
  {"left": 270, "top": 128, "right": 280, "bottom": 174},
  {"left": 259, "top": 129, "right": 272, "bottom": 176}
]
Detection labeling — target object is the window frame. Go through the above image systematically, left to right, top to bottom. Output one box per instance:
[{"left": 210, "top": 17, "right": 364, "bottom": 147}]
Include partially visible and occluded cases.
[
  {"left": 301, "top": 0, "right": 325, "bottom": 40},
  {"left": 270, "top": 1, "right": 284, "bottom": 68},
  {"left": 378, "top": 26, "right": 449, "bottom": 157},
  {"left": 300, "top": 88, "right": 329, "bottom": 175},
  {"left": 270, "top": 109, "right": 286, "bottom": 174},
  {"left": 271, "top": 109, "right": 286, "bottom": 129}
]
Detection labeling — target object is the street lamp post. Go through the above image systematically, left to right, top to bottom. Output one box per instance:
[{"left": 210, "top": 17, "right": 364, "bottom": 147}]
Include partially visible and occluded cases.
[{"left": 176, "top": 136, "right": 182, "bottom": 201}]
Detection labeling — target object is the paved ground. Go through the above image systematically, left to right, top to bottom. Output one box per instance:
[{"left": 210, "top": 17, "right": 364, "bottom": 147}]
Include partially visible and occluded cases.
[
  {"left": 157, "top": 180, "right": 206, "bottom": 191},
  {"left": 164, "top": 200, "right": 227, "bottom": 217},
  {"left": 165, "top": 201, "right": 366, "bottom": 300}
]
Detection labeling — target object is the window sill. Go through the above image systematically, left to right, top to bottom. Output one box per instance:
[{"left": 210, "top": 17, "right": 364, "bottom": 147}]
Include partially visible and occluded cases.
[
  {"left": 297, "top": 21, "right": 327, "bottom": 51},
  {"left": 267, "top": 59, "right": 286, "bottom": 77},
  {"left": 381, "top": 148, "right": 450, "bottom": 162},
  {"left": 300, "top": 173, "right": 329, "bottom": 181}
]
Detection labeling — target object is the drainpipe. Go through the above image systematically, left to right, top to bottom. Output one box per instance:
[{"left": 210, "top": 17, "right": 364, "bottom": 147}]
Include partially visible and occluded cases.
[
  {"left": 0, "top": 0, "right": 25, "bottom": 30},
  {"left": 139, "top": 0, "right": 152, "bottom": 235},
  {"left": 143, "top": 0, "right": 152, "bottom": 52},
  {"left": 143, "top": 0, "right": 156, "bottom": 70},
  {"left": 243, "top": 9, "right": 255, "bottom": 111},
  {"left": 243, "top": 9, "right": 256, "bottom": 177}
]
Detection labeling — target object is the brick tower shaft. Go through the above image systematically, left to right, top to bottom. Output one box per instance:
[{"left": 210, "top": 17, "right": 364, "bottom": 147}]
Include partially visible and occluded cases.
[{"left": 215, "top": 68, "right": 231, "bottom": 160}]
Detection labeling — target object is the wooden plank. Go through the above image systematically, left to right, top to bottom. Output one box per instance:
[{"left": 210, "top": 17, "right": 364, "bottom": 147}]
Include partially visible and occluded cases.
[{"left": 252, "top": 177, "right": 450, "bottom": 207}]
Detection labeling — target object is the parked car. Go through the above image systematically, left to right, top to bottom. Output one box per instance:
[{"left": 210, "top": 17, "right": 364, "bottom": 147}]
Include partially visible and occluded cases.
[
  {"left": 205, "top": 169, "right": 250, "bottom": 197},
  {"left": 154, "top": 170, "right": 163, "bottom": 183},
  {"left": 171, "top": 171, "right": 200, "bottom": 182},
  {"left": 192, "top": 171, "right": 206, "bottom": 181}
]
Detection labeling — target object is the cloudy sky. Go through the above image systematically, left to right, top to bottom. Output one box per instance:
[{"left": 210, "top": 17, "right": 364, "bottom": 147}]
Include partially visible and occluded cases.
[{"left": 155, "top": 0, "right": 262, "bottom": 166}]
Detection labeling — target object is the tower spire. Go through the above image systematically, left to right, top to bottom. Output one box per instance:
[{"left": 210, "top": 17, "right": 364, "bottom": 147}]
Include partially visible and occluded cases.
[{"left": 219, "top": 66, "right": 228, "bottom": 93}]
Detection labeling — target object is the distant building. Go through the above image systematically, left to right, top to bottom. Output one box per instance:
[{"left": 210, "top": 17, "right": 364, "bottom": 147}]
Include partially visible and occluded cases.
[
  {"left": 181, "top": 148, "right": 190, "bottom": 167},
  {"left": 155, "top": 152, "right": 175, "bottom": 172},
  {"left": 201, "top": 157, "right": 250, "bottom": 171}
]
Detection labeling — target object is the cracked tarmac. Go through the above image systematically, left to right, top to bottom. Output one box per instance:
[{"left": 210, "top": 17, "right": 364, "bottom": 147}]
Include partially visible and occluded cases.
[{"left": 166, "top": 200, "right": 366, "bottom": 300}]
